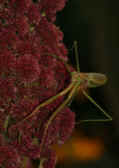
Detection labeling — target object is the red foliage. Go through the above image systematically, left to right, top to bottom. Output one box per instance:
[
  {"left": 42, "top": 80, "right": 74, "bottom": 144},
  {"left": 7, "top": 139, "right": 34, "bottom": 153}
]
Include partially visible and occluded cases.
[
  {"left": 0, "top": 0, "right": 75, "bottom": 168},
  {"left": 0, "top": 145, "right": 21, "bottom": 168}
]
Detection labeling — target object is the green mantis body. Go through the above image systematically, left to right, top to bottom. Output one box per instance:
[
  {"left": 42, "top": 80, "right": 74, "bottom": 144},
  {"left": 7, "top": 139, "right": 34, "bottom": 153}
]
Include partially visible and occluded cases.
[{"left": 16, "top": 41, "right": 112, "bottom": 152}]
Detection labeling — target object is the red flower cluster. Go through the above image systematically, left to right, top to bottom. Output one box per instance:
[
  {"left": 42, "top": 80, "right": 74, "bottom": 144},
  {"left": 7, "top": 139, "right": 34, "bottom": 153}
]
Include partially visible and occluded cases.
[{"left": 0, "top": 0, "right": 75, "bottom": 167}]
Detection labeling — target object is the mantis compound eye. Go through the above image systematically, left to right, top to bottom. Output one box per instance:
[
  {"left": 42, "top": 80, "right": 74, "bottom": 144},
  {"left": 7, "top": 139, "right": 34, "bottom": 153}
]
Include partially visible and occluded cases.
[{"left": 86, "top": 73, "right": 107, "bottom": 88}]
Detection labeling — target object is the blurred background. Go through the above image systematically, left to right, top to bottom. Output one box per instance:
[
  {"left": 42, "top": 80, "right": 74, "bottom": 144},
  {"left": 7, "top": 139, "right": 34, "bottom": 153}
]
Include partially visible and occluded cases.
[{"left": 54, "top": 0, "right": 119, "bottom": 167}]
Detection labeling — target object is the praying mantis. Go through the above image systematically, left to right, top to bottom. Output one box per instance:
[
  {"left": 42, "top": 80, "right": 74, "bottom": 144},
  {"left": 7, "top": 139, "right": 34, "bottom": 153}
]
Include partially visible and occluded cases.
[
  {"left": 16, "top": 41, "right": 112, "bottom": 151},
  {"left": 18, "top": 41, "right": 112, "bottom": 123}
]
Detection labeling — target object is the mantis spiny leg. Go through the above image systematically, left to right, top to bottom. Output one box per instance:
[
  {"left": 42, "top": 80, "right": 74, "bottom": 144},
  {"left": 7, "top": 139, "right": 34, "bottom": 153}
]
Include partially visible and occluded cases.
[
  {"left": 74, "top": 40, "right": 80, "bottom": 73},
  {"left": 65, "top": 41, "right": 81, "bottom": 107},
  {"left": 73, "top": 41, "right": 112, "bottom": 123},
  {"left": 15, "top": 52, "right": 77, "bottom": 127},
  {"left": 44, "top": 53, "right": 71, "bottom": 73},
  {"left": 15, "top": 72, "right": 78, "bottom": 126},
  {"left": 40, "top": 80, "right": 80, "bottom": 151},
  {"left": 77, "top": 90, "right": 112, "bottom": 124}
]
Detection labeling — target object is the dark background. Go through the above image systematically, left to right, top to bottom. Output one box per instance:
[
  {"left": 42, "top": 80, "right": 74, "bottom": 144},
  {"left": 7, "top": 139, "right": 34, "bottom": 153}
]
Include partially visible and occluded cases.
[{"left": 55, "top": 0, "right": 119, "bottom": 167}]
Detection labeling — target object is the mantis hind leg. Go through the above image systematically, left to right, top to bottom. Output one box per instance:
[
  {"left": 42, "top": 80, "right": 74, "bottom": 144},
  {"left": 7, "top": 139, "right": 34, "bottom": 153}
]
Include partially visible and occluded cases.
[
  {"left": 40, "top": 82, "right": 79, "bottom": 151},
  {"left": 76, "top": 90, "right": 112, "bottom": 124}
]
